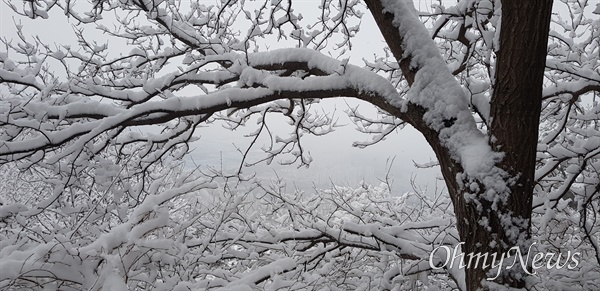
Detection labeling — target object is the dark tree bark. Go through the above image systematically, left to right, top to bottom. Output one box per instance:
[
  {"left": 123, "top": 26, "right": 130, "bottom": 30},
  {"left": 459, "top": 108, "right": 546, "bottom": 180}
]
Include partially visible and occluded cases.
[
  {"left": 365, "top": 0, "right": 553, "bottom": 290},
  {"left": 469, "top": 1, "right": 553, "bottom": 289}
]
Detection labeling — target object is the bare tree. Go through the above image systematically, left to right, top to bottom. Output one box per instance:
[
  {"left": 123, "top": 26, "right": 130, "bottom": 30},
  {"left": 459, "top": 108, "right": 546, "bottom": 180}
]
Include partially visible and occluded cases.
[{"left": 0, "top": 0, "right": 599, "bottom": 290}]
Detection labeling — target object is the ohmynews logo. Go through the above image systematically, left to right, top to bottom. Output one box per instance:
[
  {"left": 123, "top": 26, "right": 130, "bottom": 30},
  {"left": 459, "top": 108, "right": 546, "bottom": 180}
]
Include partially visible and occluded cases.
[{"left": 429, "top": 242, "right": 580, "bottom": 280}]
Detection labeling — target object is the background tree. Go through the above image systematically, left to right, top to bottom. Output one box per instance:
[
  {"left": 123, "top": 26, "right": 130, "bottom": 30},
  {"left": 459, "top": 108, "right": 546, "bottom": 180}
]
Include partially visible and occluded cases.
[{"left": 1, "top": 0, "right": 599, "bottom": 290}]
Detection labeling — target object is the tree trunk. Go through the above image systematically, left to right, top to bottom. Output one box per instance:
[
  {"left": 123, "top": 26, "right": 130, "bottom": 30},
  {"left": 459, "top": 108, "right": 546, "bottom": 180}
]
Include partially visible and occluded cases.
[
  {"left": 366, "top": 0, "right": 553, "bottom": 289},
  {"left": 476, "top": 0, "right": 552, "bottom": 288},
  {"left": 454, "top": 1, "right": 553, "bottom": 289}
]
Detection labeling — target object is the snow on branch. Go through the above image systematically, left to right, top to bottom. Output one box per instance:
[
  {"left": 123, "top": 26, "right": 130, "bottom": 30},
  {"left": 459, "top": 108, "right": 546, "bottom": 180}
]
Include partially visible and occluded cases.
[
  {"left": 366, "top": 0, "right": 504, "bottom": 184},
  {"left": 1, "top": 44, "right": 409, "bottom": 164}
]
